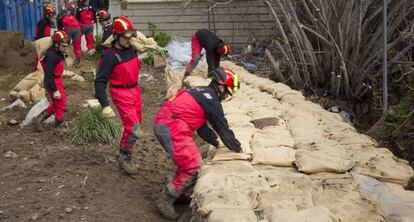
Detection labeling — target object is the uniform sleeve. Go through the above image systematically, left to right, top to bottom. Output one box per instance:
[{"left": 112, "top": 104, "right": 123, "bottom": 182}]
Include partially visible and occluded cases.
[
  {"left": 96, "top": 29, "right": 111, "bottom": 51},
  {"left": 95, "top": 51, "right": 117, "bottom": 107},
  {"left": 43, "top": 52, "right": 59, "bottom": 92},
  {"left": 206, "top": 100, "right": 241, "bottom": 152},
  {"left": 197, "top": 123, "right": 219, "bottom": 147}
]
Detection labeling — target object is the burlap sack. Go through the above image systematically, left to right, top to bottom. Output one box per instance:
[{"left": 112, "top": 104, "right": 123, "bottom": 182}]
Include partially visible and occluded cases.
[
  {"left": 101, "top": 31, "right": 158, "bottom": 53},
  {"left": 33, "top": 37, "right": 53, "bottom": 58},
  {"left": 164, "top": 66, "right": 184, "bottom": 100},
  {"left": 12, "top": 71, "right": 42, "bottom": 92},
  {"left": 70, "top": 74, "right": 85, "bottom": 82},
  {"left": 29, "top": 83, "right": 46, "bottom": 103},
  {"left": 17, "top": 90, "right": 31, "bottom": 103},
  {"left": 252, "top": 146, "right": 296, "bottom": 167},
  {"left": 211, "top": 147, "right": 252, "bottom": 161},
  {"left": 294, "top": 148, "right": 354, "bottom": 174},
  {"left": 351, "top": 148, "right": 414, "bottom": 186},
  {"left": 312, "top": 177, "right": 385, "bottom": 222},
  {"left": 264, "top": 207, "right": 339, "bottom": 222},
  {"left": 207, "top": 209, "right": 257, "bottom": 222}
]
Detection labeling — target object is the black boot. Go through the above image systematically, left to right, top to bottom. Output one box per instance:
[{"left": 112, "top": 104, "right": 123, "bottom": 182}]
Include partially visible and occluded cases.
[
  {"left": 34, "top": 111, "right": 51, "bottom": 132},
  {"left": 118, "top": 148, "right": 139, "bottom": 175},
  {"left": 155, "top": 187, "right": 179, "bottom": 220}
]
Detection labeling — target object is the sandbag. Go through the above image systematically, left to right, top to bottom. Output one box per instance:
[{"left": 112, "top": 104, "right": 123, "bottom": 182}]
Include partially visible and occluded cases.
[
  {"left": 102, "top": 31, "right": 158, "bottom": 53},
  {"left": 33, "top": 37, "right": 53, "bottom": 58},
  {"left": 164, "top": 66, "right": 184, "bottom": 99},
  {"left": 12, "top": 71, "right": 43, "bottom": 92},
  {"left": 182, "top": 75, "right": 210, "bottom": 88},
  {"left": 29, "top": 83, "right": 46, "bottom": 103},
  {"left": 17, "top": 90, "right": 31, "bottom": 103},
  {"left": 286, "top": 109, "right": 327, "bottom": 144},
  {"left": 251, "top": 126, "right": 295, "bottom": 148},
  {"left": 231, "top": 127, "right": 256, "bottom": 154},
  {"left": 252, "top": 146, "right": 296, "bottom": 167},
  {"left": 294, "top": 146, "right": 354, "bottom": 174},
  {"left": 212, "top": 147, "right": 252, "bottom": 161},
  {"left": 352, "top": 148, "right": 414, "bottom": 186},
  {"left": 312, "top": 177, "right": 386, "bottom": 222},
  {"left": 263, "top": 207, "right": 338, "bottom": 222},
  {"left": 207, "top": 209, "right": 257, "bottom": 222}
]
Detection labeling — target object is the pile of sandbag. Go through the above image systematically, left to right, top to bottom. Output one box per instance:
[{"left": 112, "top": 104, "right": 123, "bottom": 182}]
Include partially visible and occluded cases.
[{"left": 9, "top": 70, "right": 45, "bottom": 104}]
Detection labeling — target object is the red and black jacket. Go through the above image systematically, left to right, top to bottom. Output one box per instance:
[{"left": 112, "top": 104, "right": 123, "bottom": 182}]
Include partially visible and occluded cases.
[
  {"left": 76, "top": 5, "right": 95, "bottom": 25},
  {"left": 58, "top": 14, "right": 80, "bottom": 30},
  {"left": 34, "top": 17, "right": 53, "bottom": 40},
  {"left": 195, "top": 29, "right": 224, "bottom": 72},
  {"left": 95, "top": 46, "right": 140, "bottom": 107},
  {"left": 41, "top": 47, "right": 65, "bottom": 92},
  {"left": 165, "top": 87, "right": 241, "bottom": 151}
]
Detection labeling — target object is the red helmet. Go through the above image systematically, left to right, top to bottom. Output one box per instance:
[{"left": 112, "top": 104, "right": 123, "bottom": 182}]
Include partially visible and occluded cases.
[
  {"left": 66, "top": 3, "right": 75, "bottom": 11},
  {"left": 44, "top": 6, "right": 55, "bottom": 16},
  {"left": 96, "top": 9, "right": 110, "bottom": 21},
  {"left": 112, "top": 16, "right": 135, "bottom": 36},
  {"left": 53, "top": 31, "right": 69, "bottom": 46},
  {"left": 217, "top": 42, "right": 230, "bottom": 56},
  {"left": 210, "top": 68, "right": 239, "bottom": 96}
]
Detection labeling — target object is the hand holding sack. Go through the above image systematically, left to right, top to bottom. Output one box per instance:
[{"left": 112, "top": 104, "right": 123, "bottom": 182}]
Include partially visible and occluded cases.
[
  {"left": 102, "top": 106, "right": 115, "bottom": 118},
  {"left": 216, "top": 140, "right": 242, "bottom": 153}
]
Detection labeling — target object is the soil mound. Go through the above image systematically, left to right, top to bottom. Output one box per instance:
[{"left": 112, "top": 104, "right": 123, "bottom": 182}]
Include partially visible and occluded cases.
[{"left": 0, "top": 31, "right": 35, "bottom": 74}]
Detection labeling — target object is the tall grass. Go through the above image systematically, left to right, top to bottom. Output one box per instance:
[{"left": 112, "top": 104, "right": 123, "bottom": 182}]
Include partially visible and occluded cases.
[{"left": 69, "top": 107, "right": 121, "bottom": 145}]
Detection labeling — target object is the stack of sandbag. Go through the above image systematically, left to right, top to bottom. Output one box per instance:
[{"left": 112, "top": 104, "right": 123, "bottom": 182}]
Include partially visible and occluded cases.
[
  {"left": 101, "top": 31, "right": 158, "bottom": 53},
  {"left": 9, "top": 70, "right": 45, "bottom": 104}
]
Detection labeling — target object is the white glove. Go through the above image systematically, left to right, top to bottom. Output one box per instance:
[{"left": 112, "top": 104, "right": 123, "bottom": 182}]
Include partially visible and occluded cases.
[
  {"left": 87, "top": 48, "right": 96, "bottom": 56},
  {"left": 53, "top": 91, "right": 61, "bottom": 100},
  {"left": 102, "top": 106, "right": 115, "bottom": 118},
  {"left": 217, "top": 140, "right": 226, "bottom": 148}
]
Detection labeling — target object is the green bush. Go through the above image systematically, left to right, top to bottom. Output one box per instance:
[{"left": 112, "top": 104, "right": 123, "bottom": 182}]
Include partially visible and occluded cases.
[
  {"left": 148, "top": 22, "right": 171, "bottom": 47},
  {"left": 92, "top": 34, "right": 103, "bottom": 60},
  {"left": 69, "top": 107, "right": 121, "bottom": 145}
]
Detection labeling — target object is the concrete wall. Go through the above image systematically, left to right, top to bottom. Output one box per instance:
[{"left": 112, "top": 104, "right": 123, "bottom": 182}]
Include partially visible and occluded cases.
[{"left": 122, "top": 0, "right": 275, "bottom": 48}]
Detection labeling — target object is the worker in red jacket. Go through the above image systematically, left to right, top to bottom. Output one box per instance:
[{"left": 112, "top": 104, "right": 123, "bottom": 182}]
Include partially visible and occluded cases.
[
  {"left": 76, "top": 0, "right": 96, "bottom": 55},
  {"left": 57, "top": 3, "right": 82, "bottom": 68},
  {"left": 34, "top": 6, "right": 56, "bottom": 71},
  {"left": 34, "top": 6, "right": 55, "bottom": 40},
  {"left": 95, "top": 9, "right": 112, "bottom": 54},
  {"left": 95, "top": 16, "right": 142, "bottom": 175},
  {"left": 184, "top": 29, "right": 231, "bottom": 76},
  {"left": 34, "top": 31, "right": 70, "bottom": 130},
  {"left": 153, "top": 67, "right": 241, "bottom": 219}
]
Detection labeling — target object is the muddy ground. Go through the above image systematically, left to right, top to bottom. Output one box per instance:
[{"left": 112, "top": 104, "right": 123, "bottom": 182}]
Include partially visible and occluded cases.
[{"left": 0, "top": 32, "right": 183, "bottom": 221}]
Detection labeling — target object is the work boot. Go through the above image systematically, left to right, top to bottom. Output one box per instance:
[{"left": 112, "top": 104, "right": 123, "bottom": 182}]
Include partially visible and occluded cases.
[
  {"left": 74, "top": 58, "right": 81, "bottom": 68},
  {"left": 34, "top": 111, "right": 51, "bottom": 132},
  {"left": 118, "top": 148, "right": 139, "bottom": 175},
  {"left": 156, "top": 188, "right": 179, "bottom": 220}
]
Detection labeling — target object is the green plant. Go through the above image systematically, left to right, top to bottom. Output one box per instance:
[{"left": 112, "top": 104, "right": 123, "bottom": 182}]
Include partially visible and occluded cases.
[
  {"left": 148, "top": 22, "right": 171, "bottom": 47},
  {"left": 92, "top": 34, "right": 103, "bottom": 60},
  {"left": 141, "top": 48, "right": 169, "bottom": 66},
  {"left": 385, "top": 92, "right": 414, "bottom": 133},
  {"left": 69, "top": 107, "right": 121, "bottom": 145}
]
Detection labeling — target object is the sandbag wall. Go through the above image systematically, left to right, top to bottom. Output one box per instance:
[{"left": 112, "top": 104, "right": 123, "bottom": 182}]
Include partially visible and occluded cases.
[{"left": 183, "top": 61, "right": 414, "bottom": 222}]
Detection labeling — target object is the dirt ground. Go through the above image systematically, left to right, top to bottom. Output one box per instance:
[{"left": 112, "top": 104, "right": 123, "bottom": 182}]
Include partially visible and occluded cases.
[{"left": 0, "top": 32, "right": 184, "bottom": 221}]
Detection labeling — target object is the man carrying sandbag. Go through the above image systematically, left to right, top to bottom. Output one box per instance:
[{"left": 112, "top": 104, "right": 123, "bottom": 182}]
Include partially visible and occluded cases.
[
  {"left": 76, "top": 0, "right": 96, "bottom": 55},
  {"left": 58, "top": 3, "right": 82, "bottom": 68},
  {"left": 34, "top": 6, "right": 56, "bottom": 71},
  {"left": 34, "top": 6, "right": 55, "bottom": 40},
  {"left": 95, "top": 9, "right": 112, "bottom": 54},
  {"left": 95, "top": 16, "right": 143, "bottom": 175},
  {"left": 184, "top": 29, "right": 231, "bottom": 76},
  {"left": 34, "top": 31, "right": 70, "bottom": 130},
  {"left": 153, "top": 67, "right": 242, "bottom": 220}
]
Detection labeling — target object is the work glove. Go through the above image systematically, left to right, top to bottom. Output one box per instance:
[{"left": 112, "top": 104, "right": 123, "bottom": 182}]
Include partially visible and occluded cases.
[
  {"left": 87, "top": 48, "right": 96, "bottom": 56},
  {"left": 53, "top": 91, "right": 61, "bottom": 100},
  {"left": 102, "top": 106, "right": 115, "bottom": 118}
]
